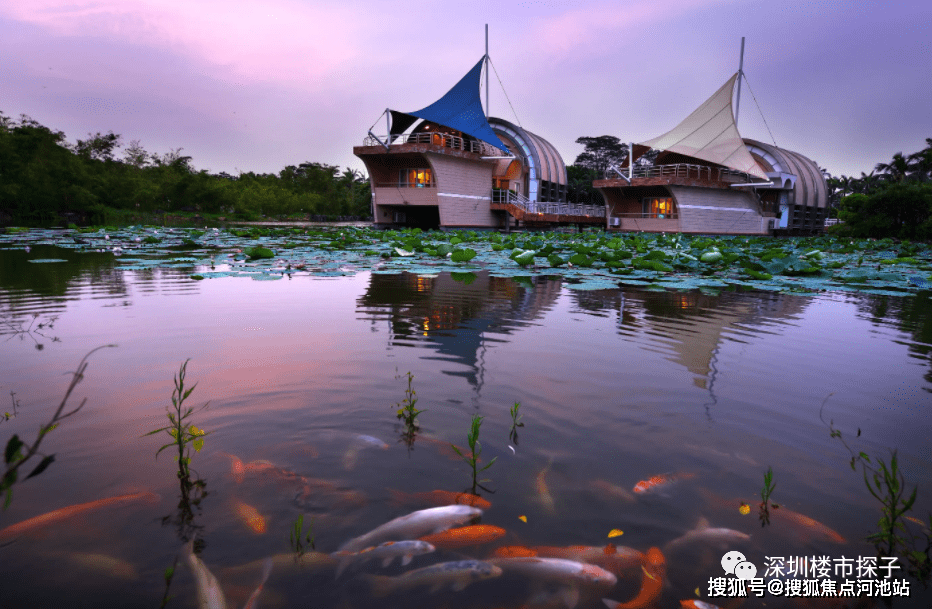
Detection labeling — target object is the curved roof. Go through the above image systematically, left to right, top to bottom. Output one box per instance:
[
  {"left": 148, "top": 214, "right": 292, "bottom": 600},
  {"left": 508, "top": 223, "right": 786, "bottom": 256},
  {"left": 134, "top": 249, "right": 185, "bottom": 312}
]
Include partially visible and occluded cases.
[
  {"left": 388, "top": 57, "right": 510, "bottom": 154},
  {"left": 634, "top": 73, "right": 768, "bottom": 180},
  {"left": 488, "top": 118, "right": 567, "bottom": 186},
  {"left": 744, "top": 139, "right": 828, "bottom": 209}
]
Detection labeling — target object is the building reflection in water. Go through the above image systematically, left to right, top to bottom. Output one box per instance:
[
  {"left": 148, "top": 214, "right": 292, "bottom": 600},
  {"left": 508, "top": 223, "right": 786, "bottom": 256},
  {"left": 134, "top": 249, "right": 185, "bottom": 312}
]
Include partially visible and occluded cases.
[{"left": 357, "top": 271, "right": 561, "bottom": 394}]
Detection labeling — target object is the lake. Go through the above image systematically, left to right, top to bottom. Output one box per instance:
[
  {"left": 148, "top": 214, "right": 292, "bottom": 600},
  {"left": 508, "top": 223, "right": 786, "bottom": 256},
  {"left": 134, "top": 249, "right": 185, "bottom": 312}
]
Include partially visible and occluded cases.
[{"left": 0, "top": 228, "right": 930, "bottom": 609}]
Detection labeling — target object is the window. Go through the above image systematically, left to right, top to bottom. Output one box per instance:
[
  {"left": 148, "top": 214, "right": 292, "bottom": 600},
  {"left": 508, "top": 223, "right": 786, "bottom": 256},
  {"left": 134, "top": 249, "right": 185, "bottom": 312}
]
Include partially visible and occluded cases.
[
  {"left": 398, "top": 168, "right": 433, "bottom": 188},
  {"left": 642, "top": 197, "right": 674, "bottom": 218}
]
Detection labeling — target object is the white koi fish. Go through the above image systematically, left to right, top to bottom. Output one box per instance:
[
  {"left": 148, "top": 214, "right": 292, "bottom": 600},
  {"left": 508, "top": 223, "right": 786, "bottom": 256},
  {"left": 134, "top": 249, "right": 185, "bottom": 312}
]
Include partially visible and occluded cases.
[
  {"left": 338, "top": 505, "right": 482, "bottom": 552},
  {"left": 663, "top": 517, "right": 751, "bottom": 553},
  {"left": 332, "top": 539, "right": 436, "bottom": 578},
  {"left": 186, "top": 541, "right": 273, "bottom": 609},
  {"left": 489, "top": 557, "right": 618, "bottom": 609},
  {"left": 364, "top": 559, "right": 502, "bottom": 597}
]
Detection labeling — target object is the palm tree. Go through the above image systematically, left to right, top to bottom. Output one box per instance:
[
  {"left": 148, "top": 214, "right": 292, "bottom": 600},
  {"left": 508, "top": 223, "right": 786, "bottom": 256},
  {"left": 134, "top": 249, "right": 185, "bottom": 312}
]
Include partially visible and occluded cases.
[
  {"left": 908, "top": 138, "right": 932, "bottom": 182},
  {"left": 875, "top": 152, "right": 916, "bottom": 183},
  {"left": 855, "top": 170, "right": 882, "bottom": 195}
]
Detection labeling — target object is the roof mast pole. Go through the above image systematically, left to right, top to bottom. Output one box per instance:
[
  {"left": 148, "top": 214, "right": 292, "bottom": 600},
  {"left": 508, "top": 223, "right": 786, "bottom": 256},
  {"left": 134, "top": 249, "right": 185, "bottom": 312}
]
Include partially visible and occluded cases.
[
  {"left": 485, "top": 24, "right": 490, "bottom": 118},
  {"left": 735, "top": 36, "right": 745, "bottom": 126}
]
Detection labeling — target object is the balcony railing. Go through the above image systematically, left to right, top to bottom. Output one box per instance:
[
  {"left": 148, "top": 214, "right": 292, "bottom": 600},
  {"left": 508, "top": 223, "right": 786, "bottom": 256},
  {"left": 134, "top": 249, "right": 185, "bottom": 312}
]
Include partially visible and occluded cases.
[
  {"left": 364, "top": 133, "right": 501, "bottom": 156},
  {"left": 605, "top": 163, "right": 754, "bottom": 183},
  {"left": 374, "top": 182, "right": 435, "bottom": 188},
  {"left": 493, "top": 189, "right": 605, "bottom": 218},
  {"left": 610, "top": 212, "right": 680, "bottom": 219}
]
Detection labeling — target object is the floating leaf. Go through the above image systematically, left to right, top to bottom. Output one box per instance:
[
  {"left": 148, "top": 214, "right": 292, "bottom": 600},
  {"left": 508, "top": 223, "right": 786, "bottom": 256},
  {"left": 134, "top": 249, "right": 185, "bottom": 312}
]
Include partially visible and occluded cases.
[
  {"left": 451, "top": 248, "right": 477, "bottom": 263},
  {"left": 739, "top": 503, "right": 751, "bottom": 515},
  {"left": 518, "top": 515, "right": 527, "bottom": 523},
  {"left": 607, "top": 528, "right": 624, "bottom": 538}
]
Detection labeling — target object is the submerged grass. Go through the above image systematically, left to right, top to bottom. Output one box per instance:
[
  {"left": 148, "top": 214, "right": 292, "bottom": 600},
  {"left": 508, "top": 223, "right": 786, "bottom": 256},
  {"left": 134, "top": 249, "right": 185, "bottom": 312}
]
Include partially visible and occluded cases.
[{"left": 453, "top": 414, "right": 496, "bottom": 495}]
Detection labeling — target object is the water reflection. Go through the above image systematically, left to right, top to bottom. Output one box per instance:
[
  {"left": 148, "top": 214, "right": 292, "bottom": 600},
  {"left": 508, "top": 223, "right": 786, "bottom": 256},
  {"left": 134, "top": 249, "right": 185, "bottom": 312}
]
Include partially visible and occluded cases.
[{"left": 357, "top": 272, "right": 561, "bottom": 391}]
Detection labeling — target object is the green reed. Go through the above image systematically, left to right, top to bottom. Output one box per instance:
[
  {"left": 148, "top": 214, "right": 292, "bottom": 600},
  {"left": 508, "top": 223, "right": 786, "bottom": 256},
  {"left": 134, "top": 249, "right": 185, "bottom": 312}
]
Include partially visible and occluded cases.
[
  {"left": 2, "top": 345, "right": 114, "bottom": 509},
  {"left": 145, "top": 359, "right": 210, "bottom": 482},
  {"left": 395, "top": 371, "right": 425, "bottom": 435},
  {"left": 508, "top": 401, "right": 524, "bottom": 444},
  {"left": 452, "top": 414, "right": 496, "bottom": 494},
  {"left": 758, "top": 466, "right": 780, "bottom": 526},
  {"left": 290, "top": 513, "right": 316, "bottom": 555}
]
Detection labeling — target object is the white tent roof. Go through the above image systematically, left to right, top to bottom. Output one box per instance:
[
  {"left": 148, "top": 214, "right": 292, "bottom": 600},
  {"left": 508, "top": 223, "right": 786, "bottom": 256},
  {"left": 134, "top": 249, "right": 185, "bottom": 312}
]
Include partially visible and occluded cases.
[{"left": 638, "top": 73, "right": 768, "bottom": 180}]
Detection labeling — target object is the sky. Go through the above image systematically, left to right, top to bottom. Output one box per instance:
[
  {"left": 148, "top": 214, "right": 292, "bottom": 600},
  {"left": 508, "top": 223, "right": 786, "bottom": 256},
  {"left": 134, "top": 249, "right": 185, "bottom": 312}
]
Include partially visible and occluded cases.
[{"left": 1, "top": 1, "right": 929, "bottom": 180}]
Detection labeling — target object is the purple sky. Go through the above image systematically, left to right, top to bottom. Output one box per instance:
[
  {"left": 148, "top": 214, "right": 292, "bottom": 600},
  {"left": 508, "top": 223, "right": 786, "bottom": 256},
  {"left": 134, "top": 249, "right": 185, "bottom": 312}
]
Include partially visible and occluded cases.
[{"left": 1, "top": 1, "right": 929, "bottom": 180}]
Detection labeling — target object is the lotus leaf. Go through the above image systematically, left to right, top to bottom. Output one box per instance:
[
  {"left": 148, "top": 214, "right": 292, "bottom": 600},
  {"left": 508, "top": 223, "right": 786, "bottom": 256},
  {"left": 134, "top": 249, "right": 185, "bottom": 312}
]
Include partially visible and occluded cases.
[{"left": 451, "top": 248, "right": 477, "bottom": 263}]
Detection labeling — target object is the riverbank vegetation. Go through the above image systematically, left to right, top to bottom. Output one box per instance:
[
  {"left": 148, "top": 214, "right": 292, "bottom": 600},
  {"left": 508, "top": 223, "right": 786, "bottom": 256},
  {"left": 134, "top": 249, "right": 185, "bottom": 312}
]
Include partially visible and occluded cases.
[{"left": 0, "top": 112, "right": 372, "bottom": 227}]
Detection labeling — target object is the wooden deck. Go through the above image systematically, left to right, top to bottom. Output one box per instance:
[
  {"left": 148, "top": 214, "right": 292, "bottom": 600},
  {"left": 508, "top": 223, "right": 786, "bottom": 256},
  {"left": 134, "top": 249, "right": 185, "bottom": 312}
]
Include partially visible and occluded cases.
[{"left": 491, "top": 201, "right": 605, "bottom": 225}]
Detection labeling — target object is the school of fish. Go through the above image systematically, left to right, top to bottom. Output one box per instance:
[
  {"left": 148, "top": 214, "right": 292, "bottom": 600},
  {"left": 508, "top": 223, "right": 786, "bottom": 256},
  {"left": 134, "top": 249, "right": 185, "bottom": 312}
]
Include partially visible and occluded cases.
[{"left": 2, "top": 434, "right": 869, "bottom": 609}]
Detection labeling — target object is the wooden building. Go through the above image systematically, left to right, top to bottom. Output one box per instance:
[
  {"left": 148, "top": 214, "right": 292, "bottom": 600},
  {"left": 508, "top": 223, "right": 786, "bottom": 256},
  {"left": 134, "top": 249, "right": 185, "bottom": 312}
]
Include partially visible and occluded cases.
[{"left": 595, "top": 72, "right": 828, "bottom": 235}]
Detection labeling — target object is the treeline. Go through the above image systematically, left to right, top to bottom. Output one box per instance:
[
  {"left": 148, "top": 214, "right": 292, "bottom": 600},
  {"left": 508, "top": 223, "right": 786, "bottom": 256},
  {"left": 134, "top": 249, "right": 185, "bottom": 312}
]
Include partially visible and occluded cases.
[
  {"left": 0, "top": 112, "right": 372, "bottom": 226},
  {"left": 826, "top": 139, "right": 932, "bottom": 239}
]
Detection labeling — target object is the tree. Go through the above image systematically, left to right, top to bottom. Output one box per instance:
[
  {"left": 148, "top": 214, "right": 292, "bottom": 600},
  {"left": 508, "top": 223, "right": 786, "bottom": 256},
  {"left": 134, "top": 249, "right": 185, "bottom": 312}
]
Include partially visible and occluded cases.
[
  {"left": 74, "top": 131, "right": 122, "bottom": 162},
  {"left": 573, "top": 136, "right": 629, "bottom": 176},
  {"left": 122, "top": 140, "right": 150, "bottom": 168},
  {"left": 875, "top": 152, "right": 916, "bottom": 183},
  {"left": 566, "top": 165, "right": 603, "bottom": 204},
  {"left": 833, "top": 182, "right": 932, "bottom": 239}
]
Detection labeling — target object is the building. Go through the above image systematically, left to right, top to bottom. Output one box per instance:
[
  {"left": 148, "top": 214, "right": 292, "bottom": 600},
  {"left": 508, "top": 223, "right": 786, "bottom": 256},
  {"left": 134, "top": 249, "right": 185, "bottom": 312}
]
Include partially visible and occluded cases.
[
  {"left": 353, "top": 57, "right": 601, "bottom": 230},
  {"left": 595, "top": 72, "right": 828, "bottom": 235}
]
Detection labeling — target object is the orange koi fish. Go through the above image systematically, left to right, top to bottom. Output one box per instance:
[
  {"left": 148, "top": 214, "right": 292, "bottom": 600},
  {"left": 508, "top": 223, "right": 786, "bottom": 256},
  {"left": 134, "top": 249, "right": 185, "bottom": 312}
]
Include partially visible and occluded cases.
[
  {"left": 416, "top": 435, "right": 478, "bottom": 462},
  {"left": 219, "top": 452, "right": 246, "bottom": 483},
  {"left": 536, "top": 459, "right": 555, "bottom": 514},
  {"left": 633, "top": 473, "right": 695, "bottom": 495},
  {"left": 591, "top": 480, "right": 637, "bottom": 504},
  {"left": 388, "top": 489, "right": 492, "bottom": 510},
  {"left": 0, "top": 491, "right": 160, "bottom": 541},
  {"left": 234, "top": 501, "right": 267, "bottom": 534},
  {"left": 769, "top": 506, "right": 846, "bottom": 544},
  {"left": 418, "top": 524, "right": 506, "bottom": 549},
  {"left": 490, "top": 545, "right": 538, "bottom": 558},
  {"left": 602, "top": 547, "right": 665, "bottom": 609}
]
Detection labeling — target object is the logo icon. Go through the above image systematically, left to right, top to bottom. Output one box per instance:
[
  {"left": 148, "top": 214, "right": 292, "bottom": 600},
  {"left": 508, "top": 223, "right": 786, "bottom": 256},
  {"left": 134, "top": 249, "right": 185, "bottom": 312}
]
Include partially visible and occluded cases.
[{"left": 721, "top": 551, "right": 758, "bottom": 580}]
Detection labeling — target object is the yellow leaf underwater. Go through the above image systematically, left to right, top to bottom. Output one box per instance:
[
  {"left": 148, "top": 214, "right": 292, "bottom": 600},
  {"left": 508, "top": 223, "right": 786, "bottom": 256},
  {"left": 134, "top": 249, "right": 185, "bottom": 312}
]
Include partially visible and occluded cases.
[
  {"left": 739, "top": 503, "right": 750, "bottom": 515},
  {"left": 518, "top": 515, "right": 527, "bottom": 523},
  {"left": 607, "top": 529, "right": 623, "bottom": 538}
]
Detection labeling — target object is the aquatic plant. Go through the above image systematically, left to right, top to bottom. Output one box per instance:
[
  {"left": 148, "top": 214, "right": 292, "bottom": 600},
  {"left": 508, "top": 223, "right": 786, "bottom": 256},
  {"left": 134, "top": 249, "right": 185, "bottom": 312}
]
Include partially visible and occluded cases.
[
  {"left": 2, "top": 345, "right": 115, "bottom": 509},
  {"left": 146, "top": 359, "right": 210, "bottom": 481},
  {"left": 395, "top": 371, "right": 425, "bottom": 435},
  {"left": 820, "top": 394, "right": 932, "bottom": 585},
  {"left": 508, "top": 401, "right": 524, "bottom": 445},
  {"left": 452, "top": 415, "right": 496, "bottom": 494},
  {"left": 758, "top": 466, "right": 780, "bottom": 526},
  {"left": 290, "top": 513, "right": 316, "bottom": 555}
]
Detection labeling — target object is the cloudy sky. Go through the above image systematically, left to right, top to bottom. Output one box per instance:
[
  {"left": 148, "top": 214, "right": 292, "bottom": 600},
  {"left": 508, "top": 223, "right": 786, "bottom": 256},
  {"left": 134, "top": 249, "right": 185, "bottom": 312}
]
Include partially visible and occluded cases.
[{"left": 1, "top": 1, "right": 929, "bottom": 180}]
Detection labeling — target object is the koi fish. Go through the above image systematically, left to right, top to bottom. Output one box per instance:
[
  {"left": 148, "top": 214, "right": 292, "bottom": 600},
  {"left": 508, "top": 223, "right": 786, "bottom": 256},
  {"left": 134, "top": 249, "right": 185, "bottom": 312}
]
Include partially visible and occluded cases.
[
  {"left": 343, "top": 434, "right": 389, "bottom": 470},
  {"left": 415, "top": 434, "right": 477, "bottom": 462},
  {"left": 219, "top": 452, "right": 246, "bottom": 483},
  {"left": 536, "top": 459, "right": 556, "bottom": 514},
  {"left": 632, "top": 473, "right": 695, "bottom": 495},
  {"left": 591, "top": 480, "right": 637, "bottom": 504},
  {"left": 388, "top": 488, "right": 492, "bottom": 509},
  {"left": 0, "top": 491, "right": 160, "bottom": 541},
  {"left": 233, "top": 501, "right": 267, "bottom": 534},
  {"left": 338, "top": 505, "right": 483, "bottom": 552},
  {"left": 769, "top": 506, "right": 846, "bottom": 544},
  {"left": 663, "top": 518, "right": 750, "bottom": 553},
  {"left": 418, "top": 524, "right": 506, "bottom": 549},
  {"left": 331, "top": 540, "right": 436, "bottom": 578},
  {"left": 186, "top": 541, "right": 273, "bottom": 609},
  {"left": 186, "top": 541, "right": 228, "bottom": 609},
  {"left": 490, "top": 545, "right": 538, "bottom": 558},
  {"left": 533, "top": 545, "right": 644, "bottom": 578},
  {"left": 602, "top": 547, "right": 665, "bottom": 609},
  {"left": 39, "top": 551, "right": 139, "bottom": 580},
  {"left": 221, "top": 551, "right": 336, "bottom": 580},
  {"left": 242, "top": 557, "right": 273, "bottom": 609},
  {"left": 489, "top": 557, "right": 618, "bottom": 609},
  {"left": 364, "top": 560, "right": 502, "bottom": 597},
  {"left": 680, "top": 601, "right": 724, "bottom": 609}
]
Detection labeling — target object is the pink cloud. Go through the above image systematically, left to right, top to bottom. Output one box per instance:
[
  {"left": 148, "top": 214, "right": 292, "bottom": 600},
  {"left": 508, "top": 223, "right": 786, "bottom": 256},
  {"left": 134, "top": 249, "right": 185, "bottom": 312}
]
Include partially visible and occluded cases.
[{"left": 2, "top": 0, "right": 368, "bottom": 86}]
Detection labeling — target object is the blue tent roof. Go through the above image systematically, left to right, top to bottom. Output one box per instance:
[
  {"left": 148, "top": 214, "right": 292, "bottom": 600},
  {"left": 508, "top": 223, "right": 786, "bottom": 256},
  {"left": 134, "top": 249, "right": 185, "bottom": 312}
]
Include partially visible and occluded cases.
[{"left": 391, "top": 57, "right": 511, "bottom": 155}]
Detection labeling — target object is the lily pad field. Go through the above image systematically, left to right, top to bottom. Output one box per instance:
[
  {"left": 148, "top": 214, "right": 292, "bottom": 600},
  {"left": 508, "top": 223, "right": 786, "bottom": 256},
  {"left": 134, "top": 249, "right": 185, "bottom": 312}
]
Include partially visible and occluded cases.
[{"left": 1, "top": 225, "right": 931, "bottom": 609}]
